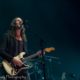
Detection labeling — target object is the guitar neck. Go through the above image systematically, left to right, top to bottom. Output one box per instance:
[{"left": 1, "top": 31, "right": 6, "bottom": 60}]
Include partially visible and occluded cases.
[
  {"left": 24, "top": 47, "right": 54, "bottom": 60},
  {"left": 25, "top": 52, "right": 39, "bottom": 60}
]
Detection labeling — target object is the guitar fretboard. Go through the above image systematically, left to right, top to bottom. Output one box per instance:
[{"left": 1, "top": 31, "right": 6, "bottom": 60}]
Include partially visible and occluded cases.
[{"left": 24, "top": 51, "right": 41, "bottom": 60}]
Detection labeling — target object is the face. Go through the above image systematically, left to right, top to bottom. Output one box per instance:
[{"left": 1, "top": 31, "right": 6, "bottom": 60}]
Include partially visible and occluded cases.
[
  {"left": 15, "top": 19, "right": 21, "bottom": 27},
  {"left": 15, "top": 19, "right": 22, "bottom": 36}
]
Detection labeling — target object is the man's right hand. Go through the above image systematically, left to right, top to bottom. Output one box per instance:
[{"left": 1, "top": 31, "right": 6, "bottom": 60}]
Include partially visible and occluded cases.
[{"left": 12, "top": 57, "right": 23, "bottom": 67}]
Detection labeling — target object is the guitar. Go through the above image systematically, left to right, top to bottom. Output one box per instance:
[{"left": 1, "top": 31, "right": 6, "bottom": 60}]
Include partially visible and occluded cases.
[{"left": 2, "top": 47, "right": 55, "bottom": 76}]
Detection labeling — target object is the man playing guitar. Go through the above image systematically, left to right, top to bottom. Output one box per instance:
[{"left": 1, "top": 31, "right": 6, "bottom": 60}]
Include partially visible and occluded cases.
[{"left": 0, "top": 17, "right": 31, "bottom": 80}]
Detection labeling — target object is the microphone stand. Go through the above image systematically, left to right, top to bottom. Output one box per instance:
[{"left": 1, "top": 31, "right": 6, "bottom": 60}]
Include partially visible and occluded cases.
[{"left": 40, "top": 39, "right": 47, "bottom": 80}]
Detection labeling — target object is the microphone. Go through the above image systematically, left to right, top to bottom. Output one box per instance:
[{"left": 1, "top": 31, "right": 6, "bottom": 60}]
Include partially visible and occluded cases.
[
  {"left": 22, "top": 20, "right": 30, "bottom": 29},
  {"left": 23, "top": 20, "right": 29, "bottom": 25}
]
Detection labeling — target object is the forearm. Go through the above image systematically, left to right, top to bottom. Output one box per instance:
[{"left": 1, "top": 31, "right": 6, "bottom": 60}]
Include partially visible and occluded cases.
[{"left": 0, "top": 50, "right": 13, "bottom": 61}]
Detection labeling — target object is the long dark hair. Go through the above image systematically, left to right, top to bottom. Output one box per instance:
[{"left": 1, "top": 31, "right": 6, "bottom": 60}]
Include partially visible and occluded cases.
[{"left": 8, "top": 17, "right": 27, "bottom": 41}]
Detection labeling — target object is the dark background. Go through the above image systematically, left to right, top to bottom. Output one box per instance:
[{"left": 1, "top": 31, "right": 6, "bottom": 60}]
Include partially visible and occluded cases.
[{"left": 0, "top": 0, "right": 80, "bottom": 79}]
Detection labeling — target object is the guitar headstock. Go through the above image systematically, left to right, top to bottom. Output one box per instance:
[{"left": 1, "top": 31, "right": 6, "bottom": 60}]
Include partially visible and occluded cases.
[
  {"left": 36, "top": 47, "right": 55, "bottom": 56},
  {"left": 44, "top": 47, "right": 55, "bottom": 53}
]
